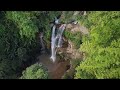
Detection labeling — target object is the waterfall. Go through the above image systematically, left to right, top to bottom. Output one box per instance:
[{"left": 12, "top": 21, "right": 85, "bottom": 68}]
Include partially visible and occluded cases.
[
  {"left": 50, "top": 17, "right": 66, "bottom": 62},
  {"left": 57, "top": 24, "right": 66, "bottom": 47},
  {"left": 50, "top": 25, "right": 57, "bottom": 62},
  {"left": 39, "top": 32, "right": 46, "bottom": 54},
  {"left": 40, "top": 33, "right": 45, "bottom": 50}
]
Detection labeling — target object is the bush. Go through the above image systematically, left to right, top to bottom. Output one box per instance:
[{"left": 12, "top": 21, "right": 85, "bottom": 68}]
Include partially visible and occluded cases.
[{"left": 20, "top": 63, "right": 49, "bottom": 79}]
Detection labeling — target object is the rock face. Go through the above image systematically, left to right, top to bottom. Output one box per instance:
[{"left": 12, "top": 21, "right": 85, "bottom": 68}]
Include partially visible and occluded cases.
[
  {"left": 73, "top": 11, "right": 87, "bottom": 16},
  {"left": 56, "top": 22, "right": 89, "bottom": 60},
  {"left": 66, "top": 23, "right": 89, "bottom": 35},
  {"left": 57, "top": 36, "right": 83, "bottom": 61}
]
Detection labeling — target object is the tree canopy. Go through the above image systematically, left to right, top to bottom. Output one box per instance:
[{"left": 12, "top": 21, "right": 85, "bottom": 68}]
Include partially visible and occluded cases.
[
  {"left": 75, "top": 11, "right": 120, "bottom": 79},
  {"left": 20, "top": 63, "right": 49, "bottom": 79}
]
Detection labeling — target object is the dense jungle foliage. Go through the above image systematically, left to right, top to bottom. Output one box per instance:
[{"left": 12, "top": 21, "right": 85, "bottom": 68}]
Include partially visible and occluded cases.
[
  {"left": 0, "top": 11, "right": 120, "bottom": 79},
  {"left": 75, "top": 11, "right": 120, "bottom": 79}
]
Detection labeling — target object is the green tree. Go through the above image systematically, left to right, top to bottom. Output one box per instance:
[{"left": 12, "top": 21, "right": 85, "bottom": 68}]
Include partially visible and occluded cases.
[
  {"left": 0, "top": 11, "right": 41, "bottom": 79},
  {"left": 75, "top": 11, "right": 120, "bottom": 79},
  {"left": 20, "top": 63, "right": 49, "bottom": 79}
]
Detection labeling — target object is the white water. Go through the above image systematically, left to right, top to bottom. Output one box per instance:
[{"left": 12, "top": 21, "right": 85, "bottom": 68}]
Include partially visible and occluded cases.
[
  {"left": 50, "top": 18, "right": 66, "bottom": 62},
  {"left": 57, "top": 24, "right": 66, "bottom": 47},
  {"left": 50, "top": 25, "right": 57, "bottom": 62}
]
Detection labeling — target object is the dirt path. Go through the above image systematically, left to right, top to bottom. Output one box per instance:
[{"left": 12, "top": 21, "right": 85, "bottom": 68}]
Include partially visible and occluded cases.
[{"left": 37, "top": 54, "right": 70, "bottom": 79}]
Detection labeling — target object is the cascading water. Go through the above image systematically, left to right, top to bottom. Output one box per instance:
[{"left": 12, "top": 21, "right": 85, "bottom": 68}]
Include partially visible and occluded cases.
[
  {"left": 50, "top": 17, "right": 66, "bottom": 62},
  {"left": 57, "top": 24, "right": 66, "bottom": 47},
  {"left": 50, "top": 25, "right": 57, "bottom": 62},
  {"left": 39, "top": 32, "right": 46, "bottom": 54}
]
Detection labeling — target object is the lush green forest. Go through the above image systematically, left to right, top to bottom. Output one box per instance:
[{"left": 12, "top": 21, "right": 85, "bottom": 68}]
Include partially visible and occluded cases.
[{"left": 0, "top": 11, "right": 120, "bottom": 79}]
